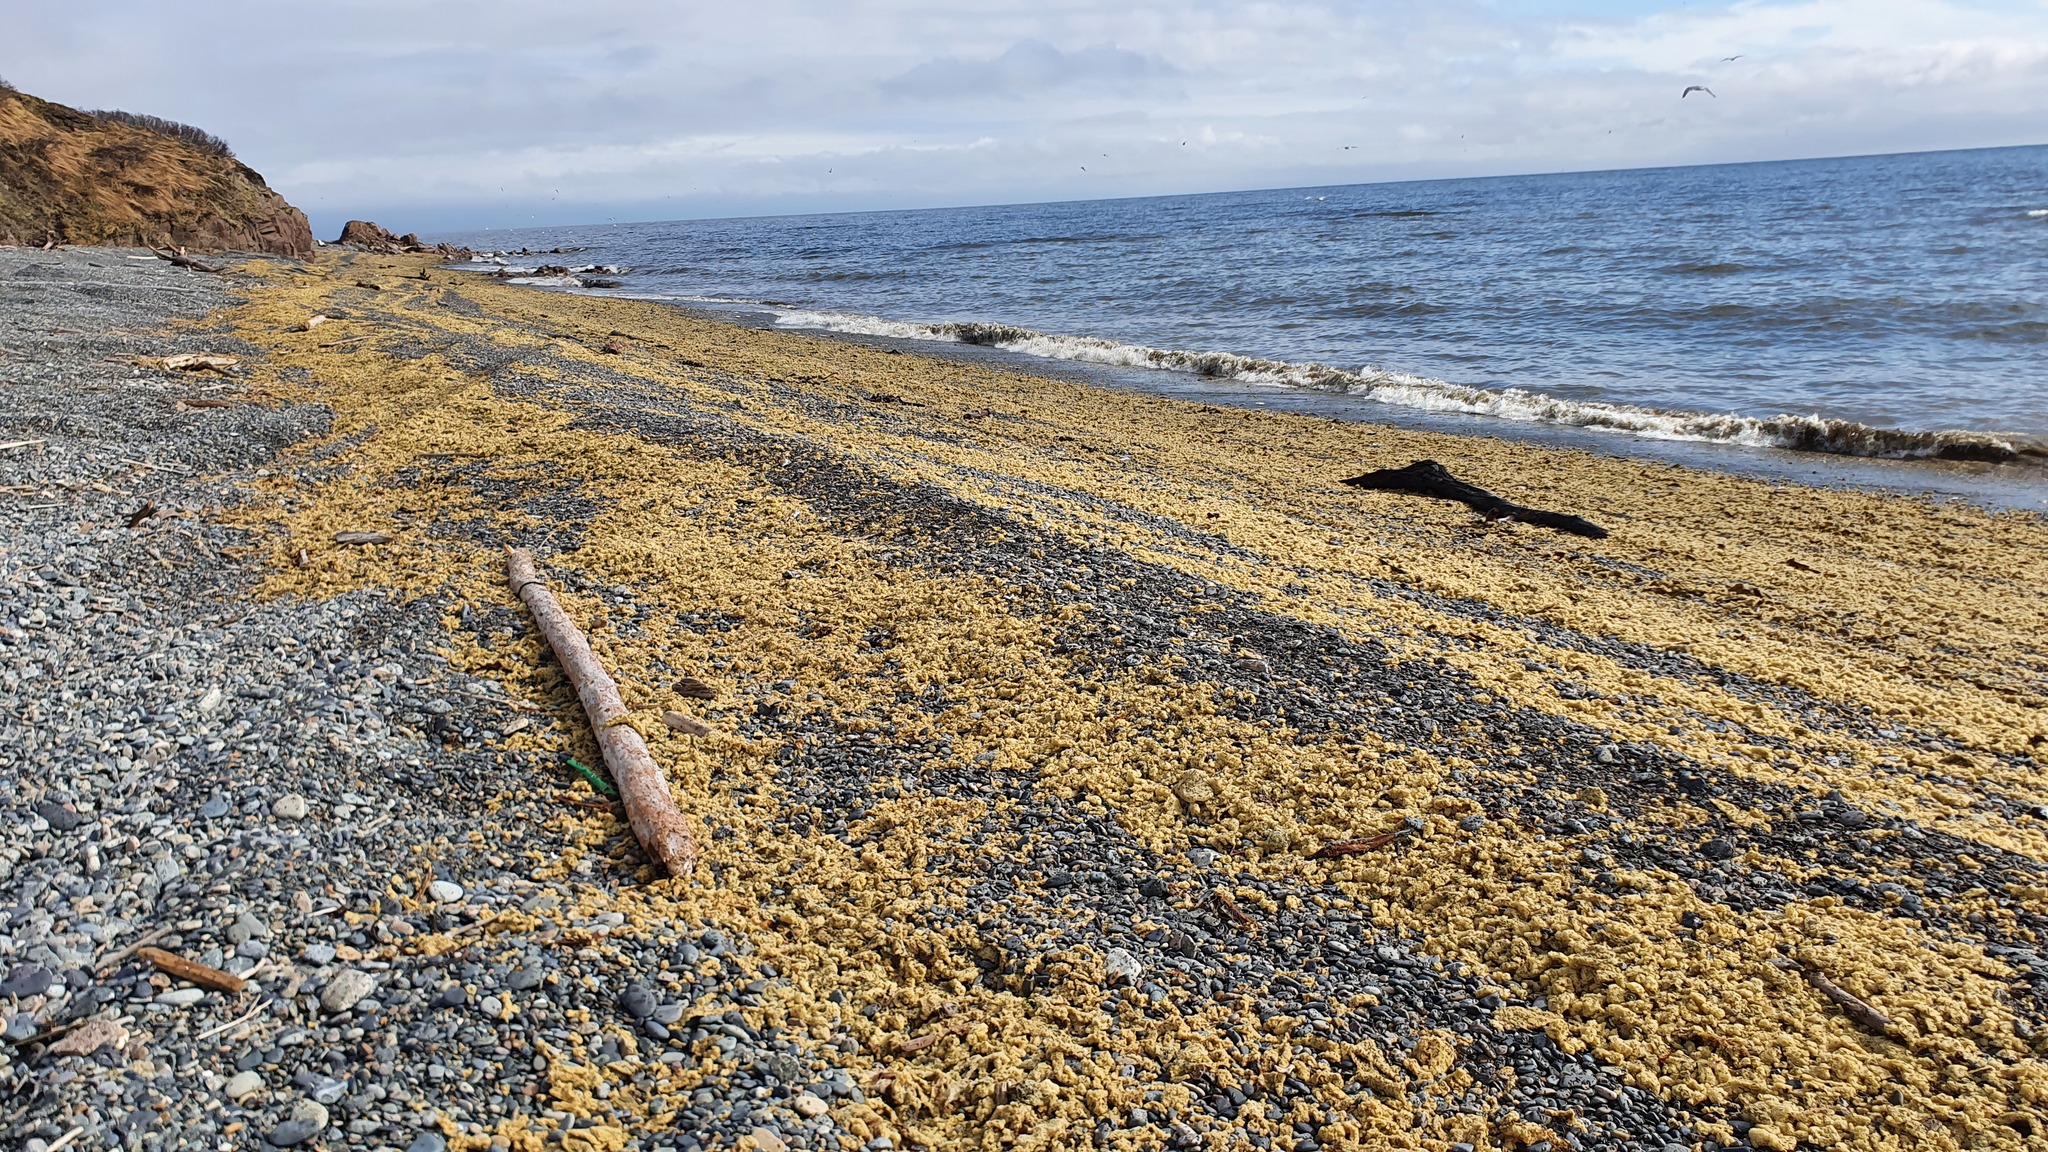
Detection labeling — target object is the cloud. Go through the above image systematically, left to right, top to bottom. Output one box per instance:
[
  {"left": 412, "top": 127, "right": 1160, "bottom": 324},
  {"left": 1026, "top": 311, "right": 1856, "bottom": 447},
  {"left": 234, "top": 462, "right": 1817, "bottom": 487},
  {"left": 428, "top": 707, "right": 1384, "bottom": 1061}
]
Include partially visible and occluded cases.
[
  {"left": 2, "top": 0, "right": 2044, "bottom": 235},
  {"left": 882, "top": 40, "right": 1180, "bottom": 101}
]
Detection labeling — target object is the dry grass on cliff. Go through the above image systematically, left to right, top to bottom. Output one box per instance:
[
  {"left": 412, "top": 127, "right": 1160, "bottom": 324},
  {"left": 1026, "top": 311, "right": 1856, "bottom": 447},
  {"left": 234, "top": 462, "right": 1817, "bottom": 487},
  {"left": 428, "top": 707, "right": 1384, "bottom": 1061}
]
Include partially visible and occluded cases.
[{"left": 0, "top": 86, "right": 309, "bottom": 255}]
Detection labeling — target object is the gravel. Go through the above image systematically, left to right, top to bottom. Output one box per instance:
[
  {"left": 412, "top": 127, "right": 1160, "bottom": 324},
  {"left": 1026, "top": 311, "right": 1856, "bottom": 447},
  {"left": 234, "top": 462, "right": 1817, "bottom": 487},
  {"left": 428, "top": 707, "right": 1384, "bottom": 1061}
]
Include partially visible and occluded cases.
[
  {"left": 10, "top": 247, "right": 2036, "bottom": 1151},
  {"left": 2, "top": 251, "right": 856, "bottom": 1151}
]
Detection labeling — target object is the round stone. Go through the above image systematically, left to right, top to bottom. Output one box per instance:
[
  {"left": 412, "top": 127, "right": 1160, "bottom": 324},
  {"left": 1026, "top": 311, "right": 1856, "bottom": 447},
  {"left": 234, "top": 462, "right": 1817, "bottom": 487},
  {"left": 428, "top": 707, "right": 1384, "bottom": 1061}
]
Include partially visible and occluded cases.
[
  {"left": 271, "top": 794, "right": 309, "bottom": 821},
  {"left": 427, "top": 880, "right": 463, "bottom": 904},
  {"left": 319, "top": 969, "right": 376, "bottom": 1014},
  {"left": 618, "top": 983, "right": 657, "bottom": 1019},
  {"left": 224, "top": 1070, "right": 263, "bottom": 1100},
  {"left": 265, "top": 1099, "right": 328, "bottom": 1146}
]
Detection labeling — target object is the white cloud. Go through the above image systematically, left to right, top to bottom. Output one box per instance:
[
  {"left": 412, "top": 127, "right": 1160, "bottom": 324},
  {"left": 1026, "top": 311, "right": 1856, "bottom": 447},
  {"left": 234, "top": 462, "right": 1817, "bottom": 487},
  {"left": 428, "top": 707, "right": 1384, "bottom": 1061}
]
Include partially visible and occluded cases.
[
  {"left": 3, "top": 0, "right": 2044, "bottom": 234},
  {"left": 882, "top": 40, "right": 1180, "bottom": 101}
]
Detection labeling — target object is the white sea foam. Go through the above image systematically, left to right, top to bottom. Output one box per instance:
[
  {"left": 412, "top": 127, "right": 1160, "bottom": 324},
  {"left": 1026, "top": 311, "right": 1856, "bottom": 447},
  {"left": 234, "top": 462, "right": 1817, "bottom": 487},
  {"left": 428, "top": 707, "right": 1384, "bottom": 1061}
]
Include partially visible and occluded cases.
[
  {"left": 2029, "top": 209, "right": 2048, "bottom": 218},
  {"left": 771, "top": 308, "right": 2042, "bottom": 464}
]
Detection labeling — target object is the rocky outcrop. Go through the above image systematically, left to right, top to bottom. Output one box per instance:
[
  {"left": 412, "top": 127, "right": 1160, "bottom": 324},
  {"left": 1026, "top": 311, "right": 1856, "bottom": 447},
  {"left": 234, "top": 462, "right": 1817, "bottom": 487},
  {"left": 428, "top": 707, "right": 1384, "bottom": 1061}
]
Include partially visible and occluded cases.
[
  {"left": 0, "top": 86, "right": 312, "bottom": 257},
  {"left": 335, "top": 219, "right": 468, "bottom": 258}
]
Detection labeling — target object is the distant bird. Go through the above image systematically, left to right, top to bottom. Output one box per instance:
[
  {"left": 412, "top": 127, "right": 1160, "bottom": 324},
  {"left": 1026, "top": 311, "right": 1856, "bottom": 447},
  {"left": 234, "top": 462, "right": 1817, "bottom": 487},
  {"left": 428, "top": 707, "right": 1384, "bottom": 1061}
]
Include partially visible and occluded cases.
[
  {"left": 1722, "top": 54, "right": 1744, "bottom": 61},
  {"left": 1683, "top": 86, "right": 1716, "bottom": 98},
  {"left": 1342, "top": 145, "right": 1358, "bottom": 150},
  {"left": 1080, "top": 166, "right": 1087, "bottom": 171}
]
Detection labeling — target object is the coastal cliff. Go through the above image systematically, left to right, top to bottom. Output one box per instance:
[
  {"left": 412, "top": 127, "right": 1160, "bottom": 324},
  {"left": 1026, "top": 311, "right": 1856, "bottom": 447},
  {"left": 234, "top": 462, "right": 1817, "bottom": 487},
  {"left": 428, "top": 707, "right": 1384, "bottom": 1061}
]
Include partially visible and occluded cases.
[{"left": 0, "top": 83, "right": 312, "bottom": 257}]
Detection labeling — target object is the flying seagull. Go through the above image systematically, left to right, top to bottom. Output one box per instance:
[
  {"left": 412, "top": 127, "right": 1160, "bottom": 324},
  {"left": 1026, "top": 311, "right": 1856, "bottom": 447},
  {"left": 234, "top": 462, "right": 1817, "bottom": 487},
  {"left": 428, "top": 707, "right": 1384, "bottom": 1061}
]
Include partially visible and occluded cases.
[
  {"left": 1722, "top": 54, "right": 1744, "bottom": 61},
  {"left": 1683, "top": 86, "right": 1716, "bottom": 98}
]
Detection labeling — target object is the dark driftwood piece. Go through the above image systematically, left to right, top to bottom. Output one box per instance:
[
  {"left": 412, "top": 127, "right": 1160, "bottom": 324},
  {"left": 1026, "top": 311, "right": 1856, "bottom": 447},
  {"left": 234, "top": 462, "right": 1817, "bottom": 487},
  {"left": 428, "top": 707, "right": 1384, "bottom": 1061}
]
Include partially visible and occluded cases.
[
  {"left": 150, "top": 248, "right": 224, "bottom": 273},
  {"left": 1341, "top": 460, "right": 1609, "bottom": 540},
  {"left": 508, "top": 548, "right": 696, "bottom": 877}
]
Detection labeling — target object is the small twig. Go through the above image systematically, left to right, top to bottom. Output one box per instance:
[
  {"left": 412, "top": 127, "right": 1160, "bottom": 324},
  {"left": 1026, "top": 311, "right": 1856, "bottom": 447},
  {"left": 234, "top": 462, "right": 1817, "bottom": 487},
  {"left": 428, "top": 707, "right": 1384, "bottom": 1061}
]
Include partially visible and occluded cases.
[
  {"left": 0, "top": 439, "right": 48, "bottom": 453},
  {"left": 448, "top": 913, "right": 505, "bottom": 938},
  {"left": 95, "top": 925, "right": 174, "bottom": 973},
  {"left": 1771, "top": 957, "right": 1892, "bottom": 1035},
  {"left": 193, "top": 1000, "right": 270, "bottom": 1041},
  {"left": 6, "top": 1016, "right": 92, "bottom": 1049},
  {"left": 44, "top": 1127, "right": 85, "bottom": 1152}
]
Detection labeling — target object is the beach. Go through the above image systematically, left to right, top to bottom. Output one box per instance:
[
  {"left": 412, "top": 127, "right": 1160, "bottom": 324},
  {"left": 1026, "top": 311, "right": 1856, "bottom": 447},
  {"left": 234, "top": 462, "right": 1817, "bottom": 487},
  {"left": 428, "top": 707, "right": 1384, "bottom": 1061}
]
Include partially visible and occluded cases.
[{"left": 6, "top": 246, "right": 2048, "bottom": 1152}]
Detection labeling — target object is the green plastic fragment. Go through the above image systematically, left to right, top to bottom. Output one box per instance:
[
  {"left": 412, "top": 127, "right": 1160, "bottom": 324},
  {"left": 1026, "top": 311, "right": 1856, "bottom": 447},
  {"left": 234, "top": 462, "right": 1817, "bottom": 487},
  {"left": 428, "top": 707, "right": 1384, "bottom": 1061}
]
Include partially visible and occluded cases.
[{"left": 565, "top": 756, "right": 619, "bottom": 798}]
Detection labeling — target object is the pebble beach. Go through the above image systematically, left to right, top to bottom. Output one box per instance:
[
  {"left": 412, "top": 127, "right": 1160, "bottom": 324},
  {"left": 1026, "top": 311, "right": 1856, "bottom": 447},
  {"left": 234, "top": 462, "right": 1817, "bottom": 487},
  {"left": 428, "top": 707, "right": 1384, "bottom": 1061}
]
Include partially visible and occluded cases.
[{"left": 4, "top": 246, "right": 2047, "bottom": 1152}]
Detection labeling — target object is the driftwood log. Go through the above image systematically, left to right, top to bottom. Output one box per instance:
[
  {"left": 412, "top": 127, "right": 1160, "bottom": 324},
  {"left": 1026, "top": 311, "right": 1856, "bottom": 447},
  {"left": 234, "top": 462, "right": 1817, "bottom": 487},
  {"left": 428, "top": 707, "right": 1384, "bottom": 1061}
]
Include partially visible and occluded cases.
[
  {"left": 150, "top": 247, "right": 224, "bottom": 273},
  {"left": 1342, "top": 460, "right": 1609, "bottom": 539},
  {"left": 508, "top": 548, "right": 696, "bottom": 876}
]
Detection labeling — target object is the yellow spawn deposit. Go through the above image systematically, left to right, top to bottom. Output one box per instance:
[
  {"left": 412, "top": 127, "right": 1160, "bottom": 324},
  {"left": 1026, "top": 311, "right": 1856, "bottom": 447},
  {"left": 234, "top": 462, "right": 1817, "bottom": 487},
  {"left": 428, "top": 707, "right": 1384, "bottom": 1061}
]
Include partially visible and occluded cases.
[{"left": 179, "top": 252, "right": 2048, "bottom": 1150}]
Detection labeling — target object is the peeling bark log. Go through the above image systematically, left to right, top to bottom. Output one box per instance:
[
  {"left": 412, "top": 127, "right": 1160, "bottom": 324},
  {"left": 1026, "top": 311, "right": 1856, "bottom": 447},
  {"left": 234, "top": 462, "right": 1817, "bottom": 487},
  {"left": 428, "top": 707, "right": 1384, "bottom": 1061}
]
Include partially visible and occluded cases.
[
  {"left": 1342, "top": 460, "right": 1609, "bottom": 539},
  {"left": 508, "top": 548, "right": 695, "bottom": 877}
]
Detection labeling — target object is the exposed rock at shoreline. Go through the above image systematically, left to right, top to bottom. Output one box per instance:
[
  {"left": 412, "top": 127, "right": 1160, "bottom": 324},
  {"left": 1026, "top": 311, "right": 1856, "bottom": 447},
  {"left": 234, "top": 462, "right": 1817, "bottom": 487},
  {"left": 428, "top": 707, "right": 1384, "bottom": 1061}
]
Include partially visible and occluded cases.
[
  {"left": 0, "top": 85, "right": 312, "bottom": 257},
  {"left": 333, "top": 219, "right": 468, "bottom": 258}
]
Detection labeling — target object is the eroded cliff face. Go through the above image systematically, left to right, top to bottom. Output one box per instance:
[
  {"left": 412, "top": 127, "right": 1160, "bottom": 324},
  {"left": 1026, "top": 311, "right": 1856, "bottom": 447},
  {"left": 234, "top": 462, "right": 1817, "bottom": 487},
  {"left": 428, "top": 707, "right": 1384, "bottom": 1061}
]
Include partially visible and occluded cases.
[{"left": 0, "top": 87, "right": 313, "bottom": 258}]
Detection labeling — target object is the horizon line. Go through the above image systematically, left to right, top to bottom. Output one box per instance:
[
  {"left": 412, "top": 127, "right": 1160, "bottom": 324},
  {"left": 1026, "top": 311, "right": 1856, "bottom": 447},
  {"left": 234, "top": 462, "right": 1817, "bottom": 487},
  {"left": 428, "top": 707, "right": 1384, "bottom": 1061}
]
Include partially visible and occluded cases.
[{"left": 416, "top": 139, "right": 2048, "bottom": 239}]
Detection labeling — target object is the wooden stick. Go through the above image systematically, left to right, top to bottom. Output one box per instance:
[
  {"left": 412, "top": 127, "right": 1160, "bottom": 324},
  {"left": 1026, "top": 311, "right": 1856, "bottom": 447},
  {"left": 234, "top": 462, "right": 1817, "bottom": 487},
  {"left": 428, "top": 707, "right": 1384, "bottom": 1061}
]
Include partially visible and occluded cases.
[
  {"left": 150, "top": 247, "right": 224, "bottom": 273},
  {"left": 507, "top": 548, "right": 696, "bottom": 876},
  {"left": 95, "top": 924, "right": 174, "bottom": 973},
  {"left": 138, "top": 946, "right": 246, "bottom": 993},
  {"left": 1771, "top": 957, "right": 1892, "bottom": 1035},
  {"left": 194, "top": 1001, "right": 270, "bottom": 1042}
]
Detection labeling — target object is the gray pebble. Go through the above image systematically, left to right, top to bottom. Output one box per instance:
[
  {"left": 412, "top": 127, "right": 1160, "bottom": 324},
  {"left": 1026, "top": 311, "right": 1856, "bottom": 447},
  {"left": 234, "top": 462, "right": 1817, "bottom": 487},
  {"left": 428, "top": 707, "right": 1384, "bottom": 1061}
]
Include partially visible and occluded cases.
[
  {"left": 1, "top": 965, "right": 54, "bottom": 999},
  {"left": 319, "top": 969, "right": 375, "bottom": 1014},
  {"left": 619, "top": 983, "right": 657, "bottom": 1018},
  {"left": 311, "top": 1078, "right": 348, "bottom": 1105},
  {"left": 264, "top": 1099, "right": 328, "bottom": 1146}
]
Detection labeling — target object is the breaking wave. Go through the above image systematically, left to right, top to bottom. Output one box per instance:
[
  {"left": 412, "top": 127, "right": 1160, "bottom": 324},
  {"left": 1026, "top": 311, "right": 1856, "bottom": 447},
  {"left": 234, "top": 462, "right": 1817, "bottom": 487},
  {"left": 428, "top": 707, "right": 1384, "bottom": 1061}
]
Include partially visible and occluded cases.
[{"left": 772, "top": 308, "right": 2045, "bottom": 465}]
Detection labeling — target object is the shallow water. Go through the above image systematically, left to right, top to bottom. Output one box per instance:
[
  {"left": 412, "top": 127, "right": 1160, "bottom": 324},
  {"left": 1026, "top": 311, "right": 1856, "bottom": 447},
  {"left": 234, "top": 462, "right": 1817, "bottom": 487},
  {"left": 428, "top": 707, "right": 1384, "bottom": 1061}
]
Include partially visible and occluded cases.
[{"left": 440, "top": 144, "right": 2048, "bottom": 466}]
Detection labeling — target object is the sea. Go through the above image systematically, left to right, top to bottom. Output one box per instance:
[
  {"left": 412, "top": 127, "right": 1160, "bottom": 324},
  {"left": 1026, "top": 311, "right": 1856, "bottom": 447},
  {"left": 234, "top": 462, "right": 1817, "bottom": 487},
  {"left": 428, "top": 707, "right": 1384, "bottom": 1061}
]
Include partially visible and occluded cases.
[{"left": 438, "top": 145, "right": 2048, "bottom": 501}]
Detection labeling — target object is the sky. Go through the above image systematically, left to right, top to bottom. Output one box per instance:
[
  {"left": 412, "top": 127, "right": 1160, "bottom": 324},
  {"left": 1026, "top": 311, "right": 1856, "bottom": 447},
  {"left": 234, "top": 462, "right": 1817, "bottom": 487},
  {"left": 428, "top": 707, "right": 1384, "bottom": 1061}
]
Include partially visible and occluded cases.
[{"left": 7, "top": 0, "right": 2047, "bottom": 237}]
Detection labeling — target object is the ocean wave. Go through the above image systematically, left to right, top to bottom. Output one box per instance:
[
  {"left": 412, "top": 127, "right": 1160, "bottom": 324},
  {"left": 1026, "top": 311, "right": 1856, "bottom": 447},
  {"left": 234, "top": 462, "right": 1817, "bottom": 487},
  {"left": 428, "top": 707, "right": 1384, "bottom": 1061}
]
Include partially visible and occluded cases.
[
  {"left": 2030, "top": 209, "right": 2048, "bottom": 218},
  {"left": 771, "top": 308, "right": 2044, "bottom": 464}
]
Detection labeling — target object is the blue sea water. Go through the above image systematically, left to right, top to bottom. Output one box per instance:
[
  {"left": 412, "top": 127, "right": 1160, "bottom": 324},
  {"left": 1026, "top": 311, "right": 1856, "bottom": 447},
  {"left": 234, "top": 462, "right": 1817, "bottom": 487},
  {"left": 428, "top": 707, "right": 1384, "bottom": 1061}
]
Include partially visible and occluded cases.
[{"left": 441, "top": 145, "right": 2048, "bottom": 464}]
